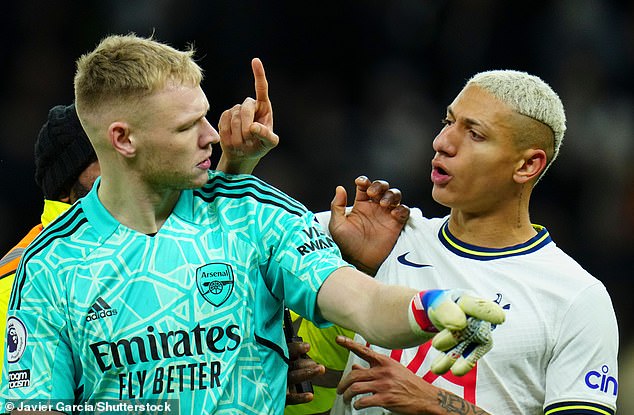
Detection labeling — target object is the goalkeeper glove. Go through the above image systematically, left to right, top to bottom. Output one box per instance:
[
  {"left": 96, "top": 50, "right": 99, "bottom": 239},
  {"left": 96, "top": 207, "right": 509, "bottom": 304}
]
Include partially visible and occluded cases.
[
  {"left": 407, "top": 289, "right": 505, "bottom": 376},
  {"left": 431, "top": 317, "right": 494, "bottom": 376}
]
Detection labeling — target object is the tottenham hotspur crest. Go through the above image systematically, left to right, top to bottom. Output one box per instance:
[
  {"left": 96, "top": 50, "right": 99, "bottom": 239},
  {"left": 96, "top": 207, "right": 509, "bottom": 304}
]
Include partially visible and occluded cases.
[{"left": 196, "top": 263, "right": 234, "bottom": 306}]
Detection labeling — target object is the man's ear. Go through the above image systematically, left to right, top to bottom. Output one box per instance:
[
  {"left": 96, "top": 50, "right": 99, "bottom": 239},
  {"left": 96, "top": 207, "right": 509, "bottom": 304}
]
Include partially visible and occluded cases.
[
  {"left": 109, "top": 122, "right": 135, "bottom": 158},
  {"left": 513, "top": 149, "right": 547, "bottom": 184},
  {"left": 58, "top": 193, "right": 71, "bottom": 204}
]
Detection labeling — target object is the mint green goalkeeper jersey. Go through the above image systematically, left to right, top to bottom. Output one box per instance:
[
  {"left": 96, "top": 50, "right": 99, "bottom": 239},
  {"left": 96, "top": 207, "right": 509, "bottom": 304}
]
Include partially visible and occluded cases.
[{"left": 1, "top": 171, "right": 348, "bottom": 415}]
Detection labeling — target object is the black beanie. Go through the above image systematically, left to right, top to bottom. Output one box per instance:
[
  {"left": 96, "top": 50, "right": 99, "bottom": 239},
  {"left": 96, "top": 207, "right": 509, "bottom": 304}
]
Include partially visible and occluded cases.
[{"left": 34, "top": 103, "right": 97, "bottom": 200}]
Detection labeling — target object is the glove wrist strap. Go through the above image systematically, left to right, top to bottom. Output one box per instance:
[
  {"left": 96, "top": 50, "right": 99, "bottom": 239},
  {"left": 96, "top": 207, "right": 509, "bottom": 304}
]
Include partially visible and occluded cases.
[{"left": 408, "top": 290, "right": 439, "bottom": 336}]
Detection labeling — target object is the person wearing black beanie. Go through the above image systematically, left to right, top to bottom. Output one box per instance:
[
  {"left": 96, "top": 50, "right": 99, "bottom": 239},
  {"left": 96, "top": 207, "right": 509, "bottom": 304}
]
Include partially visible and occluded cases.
[
  {"left": 0, "top": 93, "right": 317, "bottom": 408},
  {"left": 0, "top": 102, "right": 101, "bottom": 376},
  {"left": 34, "top": 103, "right": 98, "bottom": 201}
]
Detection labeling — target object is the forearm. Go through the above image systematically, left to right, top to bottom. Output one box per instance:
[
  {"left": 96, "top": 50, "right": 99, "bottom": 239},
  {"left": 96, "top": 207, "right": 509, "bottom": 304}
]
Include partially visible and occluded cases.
[
  {"left": 215, "top": 154, "right": 260, "bottom": 175},
  {"left": 317, "top": 267, "right": 430, "bottom": 349},
  {"left": 335, "top": 335, "right": 492, "bottom": 415},
  {"left": 373, "top": 385, "right": 492, "bottom": 415},
  {"left": 394, "top": 387, "right": 492, "bottom": 415},
  {"left": 433, "top": 389, "right": 490, "bottom": 415}
]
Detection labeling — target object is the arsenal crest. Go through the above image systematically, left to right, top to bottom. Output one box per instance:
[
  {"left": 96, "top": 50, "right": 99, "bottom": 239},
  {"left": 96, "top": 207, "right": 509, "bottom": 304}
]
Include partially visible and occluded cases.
[{"left": 196, "top": 263, "right": 234, "bottom": 306}]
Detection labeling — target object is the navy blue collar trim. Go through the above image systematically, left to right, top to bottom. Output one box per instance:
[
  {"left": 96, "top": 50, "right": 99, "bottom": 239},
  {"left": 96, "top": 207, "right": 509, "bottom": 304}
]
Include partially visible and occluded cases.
[{"left": 438, "top": 220, "right": 552, "bottom": 261}]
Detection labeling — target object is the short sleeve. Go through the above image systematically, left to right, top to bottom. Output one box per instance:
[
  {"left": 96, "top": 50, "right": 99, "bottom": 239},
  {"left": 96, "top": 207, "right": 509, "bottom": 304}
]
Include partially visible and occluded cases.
[
  {"left": 265, "top": 210, "right": 349, "bottom": 326},
  {"left": 0, "top": 261, "right": 76, "bottom": 403},
  {"left": 544, "top": 283, "right": 618, "bottom": 414}
]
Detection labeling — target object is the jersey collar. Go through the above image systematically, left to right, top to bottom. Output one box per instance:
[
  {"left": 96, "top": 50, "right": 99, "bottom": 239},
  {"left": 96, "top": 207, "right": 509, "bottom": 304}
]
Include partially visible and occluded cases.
[{"left": 438, "top": 219, "right": 552, "bottom": 260}]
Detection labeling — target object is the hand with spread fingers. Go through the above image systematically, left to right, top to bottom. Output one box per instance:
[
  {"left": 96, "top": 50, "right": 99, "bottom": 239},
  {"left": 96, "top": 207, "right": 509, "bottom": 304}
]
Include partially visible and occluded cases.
[
  {"left": 328, "top": 176, "right": 410, "bottom": 276},
  {"left": 335, "top": 336, "right": 491, "bottom": 414}
]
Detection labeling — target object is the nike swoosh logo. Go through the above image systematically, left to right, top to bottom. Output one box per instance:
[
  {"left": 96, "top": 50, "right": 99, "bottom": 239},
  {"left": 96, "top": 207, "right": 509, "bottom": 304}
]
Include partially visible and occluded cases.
[{"left": 397, "top": 252, "right": 432, "bottom": 268}]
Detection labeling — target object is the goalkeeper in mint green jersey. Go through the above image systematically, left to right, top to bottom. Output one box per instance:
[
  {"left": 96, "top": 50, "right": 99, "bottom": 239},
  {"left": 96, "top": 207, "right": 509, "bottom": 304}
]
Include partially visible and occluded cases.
[{"left": 0, "top": 34, "right": 505, "bottom": 415}]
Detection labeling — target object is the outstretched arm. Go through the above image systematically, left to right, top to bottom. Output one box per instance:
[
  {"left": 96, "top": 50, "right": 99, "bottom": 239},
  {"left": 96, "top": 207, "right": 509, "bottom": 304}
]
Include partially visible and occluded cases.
[
  {"left": 216, "top": 58, "right": 279, "bottom": 175},
  {"left": 328, "top": 176, "right": 409, "bottom": 275},
  {"left": 316, "top": 267, "right": 505, "bottom": 351},
  {"left": 318, "top": 267, "right": 420, "bottom": 349}
]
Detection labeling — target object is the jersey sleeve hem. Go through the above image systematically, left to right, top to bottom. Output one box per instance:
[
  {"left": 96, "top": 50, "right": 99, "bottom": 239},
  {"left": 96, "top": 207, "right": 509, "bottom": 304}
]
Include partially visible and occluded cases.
[{"left": 544, "top": 400, "right": 615, "bottom": 415}]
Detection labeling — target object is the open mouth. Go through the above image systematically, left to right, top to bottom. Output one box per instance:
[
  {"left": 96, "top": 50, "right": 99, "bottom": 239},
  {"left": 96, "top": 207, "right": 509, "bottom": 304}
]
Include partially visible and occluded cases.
[{"left": 431, "top": 162, "right": 451, "bottom": 185}]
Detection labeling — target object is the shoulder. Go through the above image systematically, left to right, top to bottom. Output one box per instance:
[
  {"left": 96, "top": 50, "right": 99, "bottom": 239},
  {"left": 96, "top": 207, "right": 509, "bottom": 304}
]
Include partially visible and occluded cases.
[
  {"left": 198, "top": 171, "right": 309, "bottom": 218},
  {"left": 20, "top": 202, "right": 95, "bottom": 275},
  {"left": 9, "top": 204, "right": 95, "bottom": 311},
  {"left": 404, "top": 209, "right": 445, "bottom": 228},
  {"left": 396, "top": 210, "right": 446, "bottom": 243},
  {"left": 0, "top": 225, "right": 43, "bottom": 279},
  {"left": 539, "top": 242, "right": 605, "bottom": 288}
]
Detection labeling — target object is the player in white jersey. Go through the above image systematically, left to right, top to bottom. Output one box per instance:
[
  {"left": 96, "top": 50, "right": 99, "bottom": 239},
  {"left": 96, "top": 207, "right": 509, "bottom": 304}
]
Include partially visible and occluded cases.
[
  {"left": 0, "top": 35, "right": 505, "bottom": 414},
  {"left": 313, "top": 69, "right": 619, "bottom": 415},
  {"left": 327, "top": 209, "right": 618, "bottom": 414}
]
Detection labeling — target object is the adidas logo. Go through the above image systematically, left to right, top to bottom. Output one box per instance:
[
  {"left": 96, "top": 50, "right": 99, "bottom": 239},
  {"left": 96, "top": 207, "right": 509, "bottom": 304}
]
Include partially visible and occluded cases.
[{"left": 86, "top": 297, "right": 118, "bottom": 322}]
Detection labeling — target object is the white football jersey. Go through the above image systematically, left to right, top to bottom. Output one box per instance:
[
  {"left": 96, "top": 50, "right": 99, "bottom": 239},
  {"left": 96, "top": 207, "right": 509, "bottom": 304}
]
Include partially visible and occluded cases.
[{"left": 322, "top": 209, "right": 618, "bottom": 415}]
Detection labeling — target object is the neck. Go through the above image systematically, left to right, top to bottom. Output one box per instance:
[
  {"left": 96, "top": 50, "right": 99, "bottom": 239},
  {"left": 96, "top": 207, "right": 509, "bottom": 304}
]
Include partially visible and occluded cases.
[
  {"left": 97, "top": 176, "right": 181, "bottom": 234},
  {"left": 447, "top": 186, "right": 536, "bottom": 248},
  {"left": 447, "top": 212, "right": 537, "bottom": 248}
]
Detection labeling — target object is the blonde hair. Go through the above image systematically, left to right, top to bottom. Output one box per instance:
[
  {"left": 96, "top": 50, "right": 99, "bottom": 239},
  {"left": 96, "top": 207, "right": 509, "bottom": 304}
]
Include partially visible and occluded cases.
[
  {"left": 74, "top": 33, "right": 203, "bottom": 114},
  {"left": 467, "top": 70, "right": 566, "bottom": 176}
]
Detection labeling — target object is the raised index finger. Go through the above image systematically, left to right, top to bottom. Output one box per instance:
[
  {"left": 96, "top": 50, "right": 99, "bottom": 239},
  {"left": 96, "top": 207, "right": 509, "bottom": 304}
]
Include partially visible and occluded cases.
[{"left": 251, "top": 57, "right": 270, "bottom": 104}]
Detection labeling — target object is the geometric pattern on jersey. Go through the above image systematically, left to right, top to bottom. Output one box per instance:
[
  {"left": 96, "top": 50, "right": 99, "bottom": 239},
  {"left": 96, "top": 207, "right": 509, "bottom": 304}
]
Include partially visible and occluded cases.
[
  {"left": 1, "top": 171, "right": 348, "bottom": 415},
  {"left": 0, "top": 200, "right": 73, "bottom": 378},
  {"left": 329, "top": 209, "right": 618, "bottom": 415}
]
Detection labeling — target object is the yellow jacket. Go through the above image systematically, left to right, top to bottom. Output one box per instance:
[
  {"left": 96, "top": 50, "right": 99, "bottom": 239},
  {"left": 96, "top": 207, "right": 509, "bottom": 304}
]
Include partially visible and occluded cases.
[
  {"left": 0, "top": 200, "right": 71, "bottom": 373},
  {"left": 285, "top": 310, "right": 354, "bottom": 415}
]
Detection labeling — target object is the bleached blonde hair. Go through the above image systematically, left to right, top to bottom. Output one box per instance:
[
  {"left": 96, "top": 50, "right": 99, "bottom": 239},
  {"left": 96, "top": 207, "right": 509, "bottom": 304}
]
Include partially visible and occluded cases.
[
  {"left": 74, "top": 33, "right": 203, "bottom": 115},
  {"left": 467, "top": 70, "right": 566, "bottom": 177}
]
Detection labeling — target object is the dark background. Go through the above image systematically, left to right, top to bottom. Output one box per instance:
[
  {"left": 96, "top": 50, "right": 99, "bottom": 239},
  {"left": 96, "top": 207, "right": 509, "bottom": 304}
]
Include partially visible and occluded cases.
[{"left": 0, "top": 0, "right": 632, "bottom": 407}]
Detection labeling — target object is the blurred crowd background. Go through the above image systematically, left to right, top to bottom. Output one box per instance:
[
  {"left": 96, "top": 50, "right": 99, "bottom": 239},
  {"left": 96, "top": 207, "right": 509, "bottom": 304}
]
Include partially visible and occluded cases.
[{"left": 0, "top": 0, "right": 632, "bottom": 407}]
